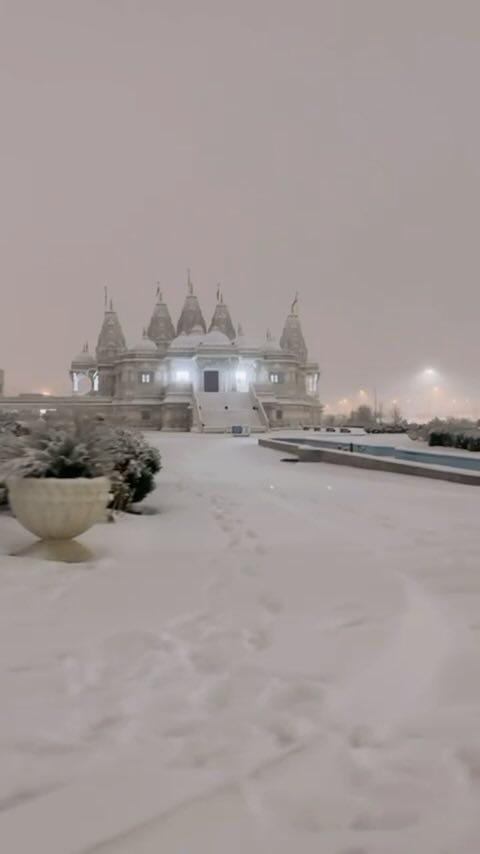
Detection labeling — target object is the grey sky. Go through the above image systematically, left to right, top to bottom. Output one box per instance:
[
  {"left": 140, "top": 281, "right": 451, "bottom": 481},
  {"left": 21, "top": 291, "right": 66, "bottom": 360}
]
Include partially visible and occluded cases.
[{"left": 1, "top": 0, "right": 479, "bottom": 406}]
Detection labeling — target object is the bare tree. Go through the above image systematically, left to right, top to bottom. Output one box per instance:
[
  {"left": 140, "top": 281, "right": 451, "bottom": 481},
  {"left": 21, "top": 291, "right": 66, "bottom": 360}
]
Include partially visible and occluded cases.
[
  {"left": 391, "top": 404, "right": 403, "bottom": 425},
  {"left": 348, "top": 405, "right": 375, "bottom": 428}
]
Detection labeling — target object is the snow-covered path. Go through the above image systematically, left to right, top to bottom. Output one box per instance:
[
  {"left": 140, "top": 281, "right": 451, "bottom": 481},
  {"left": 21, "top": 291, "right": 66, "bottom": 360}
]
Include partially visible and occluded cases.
[{"left": 1, "top": 434, "right": 480, "bottom": 853}]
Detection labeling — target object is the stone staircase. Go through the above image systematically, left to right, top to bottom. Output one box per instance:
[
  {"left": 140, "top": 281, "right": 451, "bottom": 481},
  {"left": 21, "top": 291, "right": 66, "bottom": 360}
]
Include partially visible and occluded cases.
[{"left": 196, "top": 392, "right": 267, "bottom": 433}]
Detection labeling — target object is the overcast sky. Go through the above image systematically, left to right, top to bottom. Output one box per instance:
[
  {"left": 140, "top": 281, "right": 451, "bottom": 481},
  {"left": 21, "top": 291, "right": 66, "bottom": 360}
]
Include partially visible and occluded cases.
[{"left": 1, "top": 0, "right": 480, "bottom": 406}]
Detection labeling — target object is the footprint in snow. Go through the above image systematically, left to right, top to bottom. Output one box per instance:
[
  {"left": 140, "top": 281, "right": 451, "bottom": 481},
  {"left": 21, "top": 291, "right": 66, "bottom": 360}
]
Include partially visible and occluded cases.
[
  {"left": 255, "top": 543, "right": 268, "bottom": 556},
  {"left": 241, "top": 563, "right": 260, "bottom": 577},
  {"left": 259, "top": 591, "right": 283, "bottom": 615},
  {"left": 337, "top": 617, "right": 368, "bottom": 631},
  {"left": 244, "top": 626, "right": 272, "bottom": 652},
  {"left": 351, "top": 805, "right": 419, "bottom": 831}
]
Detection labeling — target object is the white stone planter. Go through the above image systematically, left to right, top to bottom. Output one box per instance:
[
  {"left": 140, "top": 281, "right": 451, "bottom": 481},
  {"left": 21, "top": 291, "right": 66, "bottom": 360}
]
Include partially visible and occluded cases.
[{"left": 7, "top": 477, "right": 110, "bottom": 541}]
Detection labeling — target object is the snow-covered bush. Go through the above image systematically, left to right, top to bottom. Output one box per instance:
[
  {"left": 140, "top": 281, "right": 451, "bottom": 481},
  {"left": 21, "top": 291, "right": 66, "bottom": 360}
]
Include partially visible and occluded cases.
[
  {"left": 0, "top": 414, "right": 30, "bottom": 505},
  {"left": 0, "top": 424, "right": 161, "bottom": 511},
  {"left": 0, "top": 425, "right": 104, "bottom": 480},
  {"left": 93, "top": 427, "right": 161, "bottom": 510},
  {"left": 429, "top": 429, "right": 480, "bottom": 452}
]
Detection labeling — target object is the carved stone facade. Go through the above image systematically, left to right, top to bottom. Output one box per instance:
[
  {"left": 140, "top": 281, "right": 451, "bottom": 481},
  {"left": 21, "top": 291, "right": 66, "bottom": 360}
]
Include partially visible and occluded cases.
[{"left": 67, "top": 278, "right": 321, "bottom": 431}]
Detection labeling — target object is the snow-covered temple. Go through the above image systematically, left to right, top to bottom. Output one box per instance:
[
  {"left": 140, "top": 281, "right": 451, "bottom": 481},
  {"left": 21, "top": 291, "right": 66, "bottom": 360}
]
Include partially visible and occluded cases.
[{"left": 70, "top": 274, "right": 321, "bottom": 431}]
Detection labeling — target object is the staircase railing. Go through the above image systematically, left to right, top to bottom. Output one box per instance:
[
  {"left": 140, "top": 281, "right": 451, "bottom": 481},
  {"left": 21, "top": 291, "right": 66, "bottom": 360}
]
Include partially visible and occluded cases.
[
  {"left": 250, "top": 386, "right": 269, "bottom": 430},
  {"left": 191, "top": 390, "right": 203, "bottom": 432}
]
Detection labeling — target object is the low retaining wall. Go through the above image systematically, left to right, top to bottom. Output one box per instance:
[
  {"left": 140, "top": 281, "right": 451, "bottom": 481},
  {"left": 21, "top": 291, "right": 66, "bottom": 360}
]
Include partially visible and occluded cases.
[{"left": 258, "top": 439, "right": 480, "bottom": 486}]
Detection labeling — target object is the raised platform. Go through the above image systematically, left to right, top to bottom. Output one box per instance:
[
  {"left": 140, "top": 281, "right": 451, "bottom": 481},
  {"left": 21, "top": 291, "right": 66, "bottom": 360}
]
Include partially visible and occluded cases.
[{"left": 259, "top": 437, "right": 480, "bottom": 486}]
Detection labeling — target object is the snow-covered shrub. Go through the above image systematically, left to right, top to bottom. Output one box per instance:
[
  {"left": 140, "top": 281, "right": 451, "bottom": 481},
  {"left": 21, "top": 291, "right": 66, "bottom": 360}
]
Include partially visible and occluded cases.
[
  {"left": 0, "top": 414, "right": 31, "bottom": 504},
  {"left": 0, "top": 423, "right": 161, "bottom": 511},
  {"left": 0, "top": 425, "right": 104, "bottom": 480},
  {"left": 93, "top": 427, "right": 161, "bottom": 510},
  {"left": 428, "top": 429, "right": 480, "bottom": 452},
  {"left": 429, "top": 430, "right": 452, "bottom": 447}
]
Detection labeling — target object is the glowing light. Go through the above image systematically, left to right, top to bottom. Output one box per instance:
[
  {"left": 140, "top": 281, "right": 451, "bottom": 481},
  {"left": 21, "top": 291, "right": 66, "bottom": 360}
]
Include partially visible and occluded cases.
[
  {"left": 424, "top": 368, "right": 436, "bottom": 376},
  {"left": 175, "top": 370, "right": 190, "bottom": 384},
  {"left": 235, "top": 370, "right": 248, "bottom": 391}
]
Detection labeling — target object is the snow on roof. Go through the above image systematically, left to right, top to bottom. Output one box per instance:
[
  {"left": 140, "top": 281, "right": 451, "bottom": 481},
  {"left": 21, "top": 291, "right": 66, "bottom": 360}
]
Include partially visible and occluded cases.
[
  {"left": 169, "top": 330, "right": 234, "bottom": 351},
  {"left": 129, "top": 336, "right": 157, "bottom": 354},
  {"left": 71, "top": 351, "right": 96, "bottom": 366}
]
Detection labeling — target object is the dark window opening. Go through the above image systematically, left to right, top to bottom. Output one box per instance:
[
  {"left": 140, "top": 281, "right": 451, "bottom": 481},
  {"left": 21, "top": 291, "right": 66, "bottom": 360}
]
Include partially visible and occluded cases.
[{"left": 204, "top": 370, "right": 219, "bottom": 392}]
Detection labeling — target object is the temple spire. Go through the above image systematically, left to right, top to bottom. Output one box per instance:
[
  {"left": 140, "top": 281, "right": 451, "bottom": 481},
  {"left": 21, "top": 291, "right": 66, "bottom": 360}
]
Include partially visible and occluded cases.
[
  {"left": 177, "top": 272, "right": 206, "bottom": 335},
  {"left": 147, "top": 287, "right": 175, "bottom": 348},
  {"left": 209, "top": 287, "right": 236, "bottom": 340},
  {"left": 96, "top": 297, "right": 126, "bottom": 363},
  {"left": 280, "top": 297, "right": 308, "bottom": 362}
]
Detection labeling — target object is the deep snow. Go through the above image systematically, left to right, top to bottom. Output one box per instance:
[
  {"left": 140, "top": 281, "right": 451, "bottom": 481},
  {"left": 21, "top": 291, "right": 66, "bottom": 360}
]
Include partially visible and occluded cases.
[{"left": 1, "top": 432, "right": 480, "bottom": 853}]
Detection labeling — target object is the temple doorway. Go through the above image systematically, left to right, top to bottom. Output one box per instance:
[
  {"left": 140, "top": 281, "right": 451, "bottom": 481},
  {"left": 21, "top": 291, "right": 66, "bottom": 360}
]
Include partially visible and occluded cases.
[{"left": 203, "top": 370, "right": 219, "bottom": 392}]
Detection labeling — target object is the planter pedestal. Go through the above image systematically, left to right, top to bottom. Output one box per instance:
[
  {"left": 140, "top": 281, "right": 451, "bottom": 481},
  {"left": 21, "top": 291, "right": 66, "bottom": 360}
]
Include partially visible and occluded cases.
[
  {"left": 7, "top": 477, "right": 110, "bottom": 561},
  {"left": 11, "top": 539, "right": 96, "bottom": 564}
]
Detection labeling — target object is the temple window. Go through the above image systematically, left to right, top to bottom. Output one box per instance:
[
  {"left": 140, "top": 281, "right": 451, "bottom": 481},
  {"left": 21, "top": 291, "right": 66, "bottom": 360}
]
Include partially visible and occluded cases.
[
  {"left": 138, "top": 372, "right": 153, "bottom": 384},
  {"left": 270, "top": 372, "right": 285, "bottom": 384}
]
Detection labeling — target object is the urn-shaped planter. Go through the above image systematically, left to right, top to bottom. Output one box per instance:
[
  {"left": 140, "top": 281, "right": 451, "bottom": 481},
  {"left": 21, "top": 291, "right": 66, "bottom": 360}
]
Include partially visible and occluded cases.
[{"left": 7, "top": 477, "right": 110, "bottom": 541}]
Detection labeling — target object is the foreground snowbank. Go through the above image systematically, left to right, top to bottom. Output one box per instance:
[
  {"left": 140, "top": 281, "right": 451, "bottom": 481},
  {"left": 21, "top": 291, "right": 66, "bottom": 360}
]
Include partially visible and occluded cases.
[{"left": 1, "top": 434, "right": 480, "bottom": 853}]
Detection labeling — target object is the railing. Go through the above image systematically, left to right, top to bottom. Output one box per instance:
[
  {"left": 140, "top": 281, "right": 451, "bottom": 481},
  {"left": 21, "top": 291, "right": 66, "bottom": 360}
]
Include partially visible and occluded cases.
[
  {"left": 164, "top": 382, "right": 193, "bottom": 396},
  {"left": 254, "top": 382, "right": 304, "bottom": 398},
  {"left": 250, "top": 387, "right": 269, "bottom": 429},
  {"left": 191, "top": 390, "right": 203, "bottom": 431}
]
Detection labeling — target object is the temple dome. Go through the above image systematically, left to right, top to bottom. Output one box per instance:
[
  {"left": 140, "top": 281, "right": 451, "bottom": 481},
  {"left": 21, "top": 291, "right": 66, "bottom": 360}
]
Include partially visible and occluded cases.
[
  {"left": 129, "top": 331, "right": 158, "bottom": 353},
  {"left": 71, "top": 346, "right": 96, "bottom": 367},
  {"left": 72, "top": 352, "right": 95, "bottom": 366}
]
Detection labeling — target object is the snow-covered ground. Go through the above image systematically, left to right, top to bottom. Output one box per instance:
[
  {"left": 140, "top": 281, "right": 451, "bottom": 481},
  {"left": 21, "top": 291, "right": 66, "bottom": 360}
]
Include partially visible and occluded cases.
[{"left": 1, "top": 432, "right": 480, "bottom": 853}]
